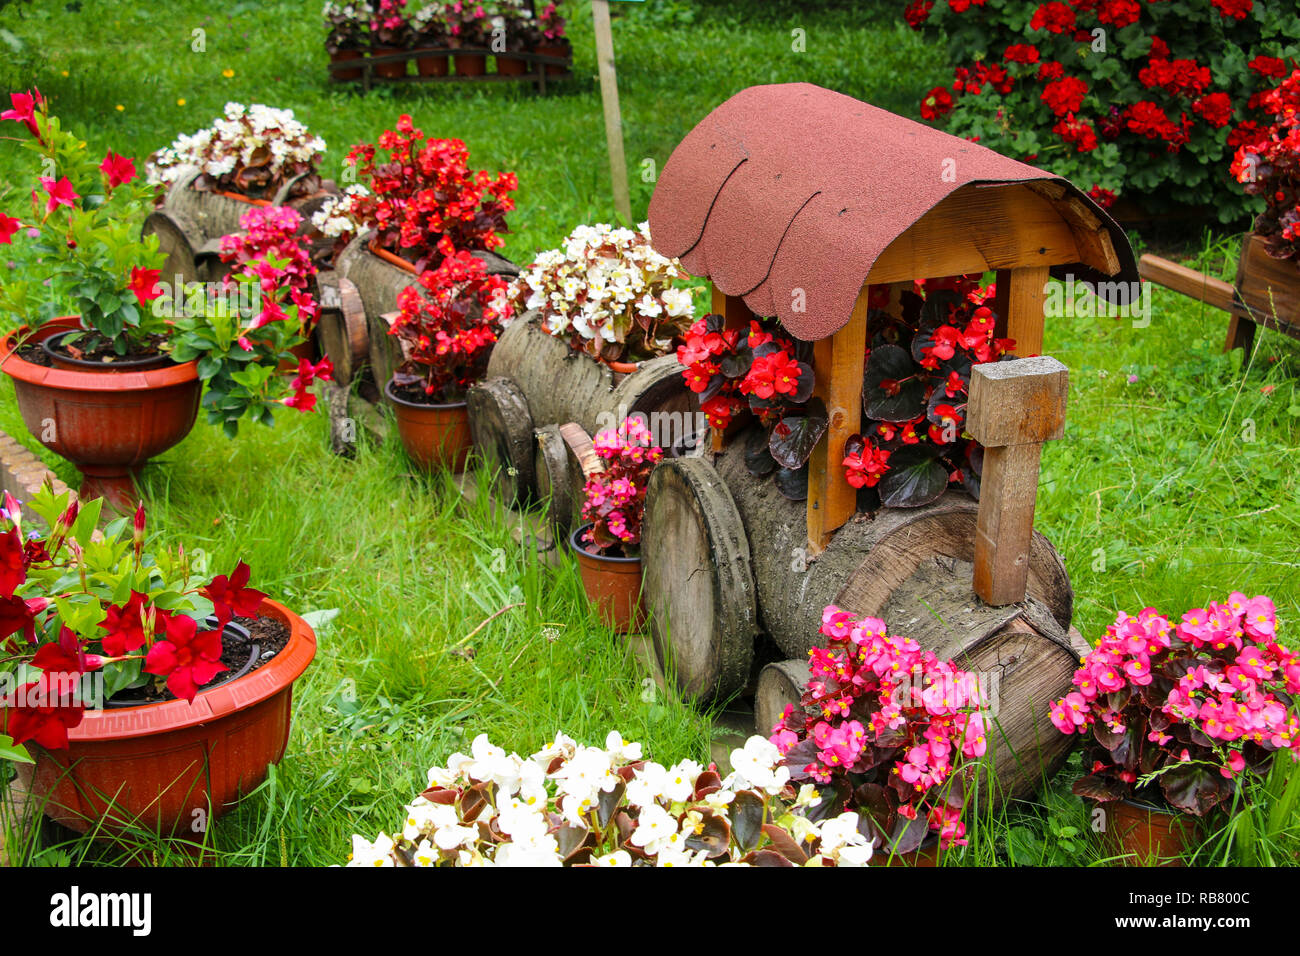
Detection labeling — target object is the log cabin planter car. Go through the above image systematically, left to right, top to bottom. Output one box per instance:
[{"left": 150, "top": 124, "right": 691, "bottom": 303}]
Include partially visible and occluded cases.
[
  {"left": 1138, "top": 69, "right": 1300, "bottom": 355},
  {"left": 640, "top": 84, "right": 1139, "bottom": 801},
  {"left": 0, "top": 97, "right": 333, "bottom": 510},
  {"left": 144, "top": 103, "right": 334, "bottom": 288},
  {"left": 467, "top": 223, "right": 699, "bottom": 523},
  {"left": 0, "top": 492, "right": 316, "bottom": 837}
]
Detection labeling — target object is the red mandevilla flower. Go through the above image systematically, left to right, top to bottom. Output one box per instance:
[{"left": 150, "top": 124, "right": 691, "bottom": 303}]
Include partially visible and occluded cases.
[{"left": 144, "top": 613, "right": 227, "bottom": 704}]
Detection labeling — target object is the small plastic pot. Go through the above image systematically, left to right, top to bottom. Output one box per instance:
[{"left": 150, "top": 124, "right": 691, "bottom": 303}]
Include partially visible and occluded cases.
[
  {"left": 371, "top": 46, "right": 409, "bottom": 79},
  {"left": 413, "top": 46, "right": 450, "bottom": 76},
  {"left": 330, "top": 48, "right": 365, "bottom": 81},
  {"left": 453, "top": 49, "right": 488, "bottom": 76},
  {"left": 496, "top": 54, "right": 528, "bottom": 76},
  {"left": 386, "top": 378, "right": 473, "bottom": 473},
  {"left": 570, "top": 523, "right": 645, "bottom": 633},
  {"left": 1100, "top": 797, "right": 1194, "bottom": 866}
]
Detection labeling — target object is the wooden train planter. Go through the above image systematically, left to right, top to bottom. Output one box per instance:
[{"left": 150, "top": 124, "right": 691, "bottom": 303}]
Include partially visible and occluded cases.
[
  {"left": 633, "top": 83, "right": 1140, "bottom": 801},
  {"left": 142, "top": 165, "right": 335, "bottom": 287},
  {"left": 1140, "top": 232, "right": 1300, "bottom": 355},
  {"left": 466, "top": 315, "right": 699, "bottom": 537}
]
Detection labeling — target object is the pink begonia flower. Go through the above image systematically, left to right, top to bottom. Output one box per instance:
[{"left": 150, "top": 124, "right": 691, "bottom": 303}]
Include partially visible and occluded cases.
[
  {"left": 1241, "top": 596, "right": 1276, "bottom": 641},
  {"left": 1220, "top": 750, "right": 1246, "bottom": 779}
]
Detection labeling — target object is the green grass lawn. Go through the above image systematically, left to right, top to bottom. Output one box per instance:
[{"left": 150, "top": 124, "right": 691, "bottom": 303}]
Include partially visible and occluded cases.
[{"left": 1, "top": 0, "right": 1298, "bottom": 866}]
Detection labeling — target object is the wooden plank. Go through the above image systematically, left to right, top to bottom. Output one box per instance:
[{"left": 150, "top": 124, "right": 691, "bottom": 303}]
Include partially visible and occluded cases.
[
  {"left": 592, "top": 0, "right": 632, "bottom": 224},
  {"left": 865, "top": 184, "right": 1093, "bottom": 286},
  {"left": 1139, "top": 253, "right": 1244, "bottom": 316},
  {"left": 1004, "top": 265, "right": 1051, "bottom": 357},
  {"left": 805, "top": 286, "right": 869, "bottom": 555},
  {"left": 967, "top": 357, "right": 1069, "bottom": 606}
]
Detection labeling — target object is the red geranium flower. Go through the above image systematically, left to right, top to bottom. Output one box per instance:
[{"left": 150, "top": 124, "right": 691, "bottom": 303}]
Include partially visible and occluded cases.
[
  {"left": 903, "top": 0, "right": 933, "bottom": 29},
  {"left": 1096, "top": 0, "right": 1139, "bottom": 27},
  {"left": 1211, "top": 0, "right": 1252, "bottom": 20},
  {"left": 1029, "top": 2, "right": 1075, "bottom": 34},
  {"left": 1004, "top": 44, "right": 1040, "bottom": 65},
  {"left": 1248, "top": 56, "right": 1288, "bottom": 79},
  {"left": 1038, "top": 60, "right": 1065, "bottom": 82},
  {"left": 1042, "top": 76, "right": 1088, "bottom": 118},
  {"left": 921, "top": 86, "right": 954, "bottom": 120},
  {"left": 1193, "top": 92, "right": 1234, "bottom": 129},
  {"left": 1054, "top": 114, "right": 1098, "bottom": 151},
  {"left": 203, "top": 560, "right": 266, "bottom": 627},
  {"left": 143, "top": 613, "right": 227, "bottom": 704}
]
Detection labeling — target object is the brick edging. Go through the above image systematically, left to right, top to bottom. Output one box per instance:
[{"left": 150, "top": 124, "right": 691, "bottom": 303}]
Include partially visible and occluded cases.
[{"left": 0, "top": 429, "right": 74, "bottom": 521}]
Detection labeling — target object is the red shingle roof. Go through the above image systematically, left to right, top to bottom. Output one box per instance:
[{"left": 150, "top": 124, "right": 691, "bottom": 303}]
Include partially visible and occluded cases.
[{"left": 648, "top": 83, "right": 1137, "bottom": 340}]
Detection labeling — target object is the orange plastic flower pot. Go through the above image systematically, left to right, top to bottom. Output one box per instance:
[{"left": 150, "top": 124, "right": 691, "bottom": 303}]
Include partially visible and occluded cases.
[
  {"left": 371, "top": 46, "right": 410, "bottom": 78},
  {"left": 414, "top": 47, "right": 450, "bottom": 76},
  {"left": 330, "top": 48, "right": 365, "bottom": 81},
  {"left": 453, "top": 50, "right": 488, "bottom": 76},
  {"left": 496, "top": 54, "right": 528, "bottom": 76},
  {"left": 367, "top": 237, "right": 418, "bottom": 274},
  {"left": 0, "top": 318, "right": 201, "bottom": 513},
  {"left": 386, "top": 378, "right": 473, "bottom": 473},
  {"left": 571, "top": 524, "right": 645, "bottom": 634},
  {"left": 13, "top": 598, "right": 316, "bottom": 838},
  {"left": 1101, "top": 798, "right": 1194, "bottom": 866}
]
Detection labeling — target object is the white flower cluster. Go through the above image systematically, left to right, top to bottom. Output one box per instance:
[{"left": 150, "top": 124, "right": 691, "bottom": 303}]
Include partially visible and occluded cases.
[
  {"left": 323, "top": 1, "right": 375, "bottom": 22},
  {"left": 147, "top": 103, "right": 327, "bottom": 187},
  {"left": 310, "top": 185, "right": 370, "bottom": 238},
  {"left": 510, "top": 222, "right": 696, "bottom": 352},
  {"left": 343, "top": 731, "right": 874, "bottom": 867}
]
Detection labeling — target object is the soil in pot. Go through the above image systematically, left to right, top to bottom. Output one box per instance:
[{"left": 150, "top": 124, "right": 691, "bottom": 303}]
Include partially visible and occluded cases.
[
  {"left": 41, "top": 330, "right": 173, "bottom": 369},
  {"left": 387, "top": 378, "right": 473, "bottom": 473},
  {"left": 570, "top": 523, "right": 645, "bottom": 634}
]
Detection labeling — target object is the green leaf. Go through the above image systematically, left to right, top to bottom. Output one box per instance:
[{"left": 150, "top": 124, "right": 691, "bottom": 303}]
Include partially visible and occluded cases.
[
  {"left": 71, "top": 496, "right": 103, "bottom": 547},
  {"left": 0, "top": 733, "right": 34, "bottom": 764}
]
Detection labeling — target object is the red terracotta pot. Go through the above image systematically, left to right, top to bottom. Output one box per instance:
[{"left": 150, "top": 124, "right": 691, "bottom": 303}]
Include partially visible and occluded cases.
[
  {"left": 534, "top": 42, "right": 570, "bottom": 75},
  {"left": 371, "top": 46, "right": 409, "bottom": 79},
  {"left": 413, "top": 46, "right": 450, "bottom": 76},
  {"left": 330, "top": 47, "right": 365, "bottom": 81},
  {"left": 453, "top": 50, "right": 488, "bottom": 76},
  {"left": 496, "top": 54, "right": 528, "bottom": 76},
  {"left": 367, "top": 237, "right": 418, "bottom": 274},
  {"left": 0, "top": 318, "right": 201, "bottom": 513},
  {"left": 386, "top": 378, "right": 473, "bottom": 473},
  {"left": 571, "top": 524, "right": 645, "bottom": 633},
  {"left": 12, "top": 598, "right": 315, "bottom": 837},
  {"left": 1101, "top": 798, "right": 1194, "bottom": 866}
]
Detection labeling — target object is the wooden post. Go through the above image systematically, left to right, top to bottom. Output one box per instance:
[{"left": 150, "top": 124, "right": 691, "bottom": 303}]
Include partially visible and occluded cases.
[
  {"left": 591, "top": 1, "right": 632, "bottom": 224},
  {"left": 1002, "top": 265, "right": 1051, "bottom": 357},
  {"left": 805, "top": 286, "right": 869, "bottom": 556},
  {"left": 967, "top": 356, "right": 1068, "bottom": 606}
]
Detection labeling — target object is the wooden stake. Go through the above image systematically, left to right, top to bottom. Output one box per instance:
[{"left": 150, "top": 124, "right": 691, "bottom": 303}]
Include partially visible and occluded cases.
[
  {"left": 592, "top": 1, "right": 632, "bottom": 224},
  {"left": 1004, "top": 265, "right": 1051, "bottom": 357},
  {"left": 805, "top": 286, "right": 869, "bottom": 556},
  {"left": 967, "top": 356, "right": 1068, "bottom": 606}
]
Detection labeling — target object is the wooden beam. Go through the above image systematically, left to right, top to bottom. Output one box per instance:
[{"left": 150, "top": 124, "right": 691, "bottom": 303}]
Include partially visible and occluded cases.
[
  {"left": 591, "top": 1, "right": 632, "bottom": 224},
  {"left": 865, "top": 183, "right": 1100, "bottom": 285},
  {"left": 1139, "top": 253, "right": 1245, "bottom": 317},
  {"left": 1004, "top": 265, "right": 1051, "bottom": 357},
  {"left": 806, "top": 286, "right": 869, "bottom": 556},
  {"left": 967, "top": 356, "right": 1068, "bottom": 606}
]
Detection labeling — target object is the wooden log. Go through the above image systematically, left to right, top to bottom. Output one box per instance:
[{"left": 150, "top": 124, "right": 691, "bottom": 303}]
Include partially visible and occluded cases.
[
  {"left": 142, "top": 210, "right": 200, "bottom": 291},
  {"left": 336, "top": 234, "right": 518, "bottom": 389},
  {"left": 314, "top": 275, "right": 368, "bottom": 386},
  {"left": 476, "top": 314, "right": 698, "bottom": 499},
  {"left": 467, "top": 377, "right": 536, "bottom": 506},
  {"left": 534, "top": 423, "right": 577, "bottom": 542},
  {"left": 643, "top": 436, "right": 1078, "bottom": 799},
  {"left": 641, "top": 457, "right": 760, "bottom": 705},
  {"left": 754, "top": 659, "right": 811, "bottom": 739}
]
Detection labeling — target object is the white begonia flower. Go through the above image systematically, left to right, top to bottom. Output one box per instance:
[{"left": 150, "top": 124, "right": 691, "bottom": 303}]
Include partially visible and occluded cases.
[
  {"left": 661, "top": 287, "right": 694, "bottom": 318},
  {"left": 603, "top": 730, "right": 643, "bottom": 763},
  {"left": 530, "top": 731, "right": 578, "bottom": 764},
  {"left": 465, "top": 733, "right": 522, "bottom": 793},
  {"left": 729, "top": 735, "right": 791, "bottom": 795},
  {"left": 515, "top": 759, "right": 549, "bottom": 809},
  {"left": 625, "top": 761, "right": 669, "bottom": 808},
  {"left": 661, "top": 762, "right": 698, "bottom": 803},
  {"left": 426, "top": 764, "right": 457, "bottom": 789},
  {"left": 794, "top": 783, "right": 823, "bottom": 810},
  {"left": 402, "top": 797, "right": 459, "bottom": 841},
  {"left": 629, "top": 803, "right": 678, "bottom": 853},
  {"left": 816, "top": 811, "right": 868, "bottom": 856},
  {"left": 786, "top": 813, "right": 819, "bottom": 849},
  {"left": 433, "top": 822, "right": 478, "bottom": 851},
  {"left": 348, "top": 833, "right": 395, "bottom": 867},
  {"left": 412, "top": 839, "right": 439, "bottom": 867},
  {"left": 494, "top": 843, "right": 562, "bottom": 867},
  {"left": 835, "top": 843, "right": 874, "bottom": 867},
  {"left": 655, "top": 846, "right": 710, "bottom": 868},
  {"left": 592, "top": 850, "right": 633, "bottom": 867}
]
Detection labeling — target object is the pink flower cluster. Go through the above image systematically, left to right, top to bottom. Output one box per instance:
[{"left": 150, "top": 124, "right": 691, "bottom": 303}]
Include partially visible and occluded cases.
[
  {"left": 220, "top": 206, "right": 319, "bottom": 329},
  {"left": 580, "top": 417, "right": 663, "bottom": 555},
  {"left": 1052, "top": 594, "right": 1298, "bottom": 806},
  {"left": 770, "top": 605, "right": 990, "bottom": 849}
]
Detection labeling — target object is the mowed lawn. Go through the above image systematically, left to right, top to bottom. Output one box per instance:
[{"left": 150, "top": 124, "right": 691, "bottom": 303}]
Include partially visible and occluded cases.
[{"left": 0, "top": 0, "right": 1297, "bottom": 864}]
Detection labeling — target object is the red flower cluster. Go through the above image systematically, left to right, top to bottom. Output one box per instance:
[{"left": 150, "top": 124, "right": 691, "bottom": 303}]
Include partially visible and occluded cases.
[
  {"left": 1211, "top": 0, "right": 1252, "bottom": 20},
  {"left": 1029, "top": 2, "right": 1075, "bottom": 34},
  {"left": 953, "top": 61, "right": 1013, "bottom": 96},
  {"left": 1233, "top": 69, "right": 1300, "bottom": 261},
  {"left": 1041, "top": 75, "right": 1088, "bottom": 117},
  {"left": 920, "top": 86, "right": 953, "bottom": 120},
  {"left": 1054, "top": 113, "right": 1098, "bottom": 152},
  {"left": 345, "top": 115, "right": 517, "bottom": 273},
  {"left": 220, "top": 206, "right": 320, "bottom": 329},
  {"left": 389, "top": 249, "right": 513, "bottom": 400},
  {"left": 580, "top": 417, "right": 663, "bottom": 555},
  {"left": 770, "top": 606, "right": 991, "bottom": 850}
]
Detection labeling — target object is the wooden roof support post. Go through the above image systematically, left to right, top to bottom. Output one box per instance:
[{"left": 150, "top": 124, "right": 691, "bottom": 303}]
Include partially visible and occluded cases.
[
  {"left": 1001, "top": 265, "right": 1051, "bottom": 357},
  {"left": 805, "top": 286, "right": 869, "bottom": 556},
  {"left": 967, "top": 356, "right": 1068, "bottom": 606}
]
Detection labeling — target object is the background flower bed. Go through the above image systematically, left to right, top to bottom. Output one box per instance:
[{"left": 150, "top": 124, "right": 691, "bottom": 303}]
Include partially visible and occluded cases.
[
  {"left": 0, "top": 0, "right": 1297, "bottom": 865},
  {"left": 907, "top": 0, "right": 1300, "bottom": 223}
]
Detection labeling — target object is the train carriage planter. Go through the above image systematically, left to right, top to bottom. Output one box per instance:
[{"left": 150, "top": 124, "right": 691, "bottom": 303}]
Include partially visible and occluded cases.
[
  {"left": 637, "top": 83, "right": 1140, "bottom": 801},
  {"left": 142, "top": 165, "right": 336, "bottom": 288},
  {"left": 467, "top": 314, "right": 698, "bottom": 527}
]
